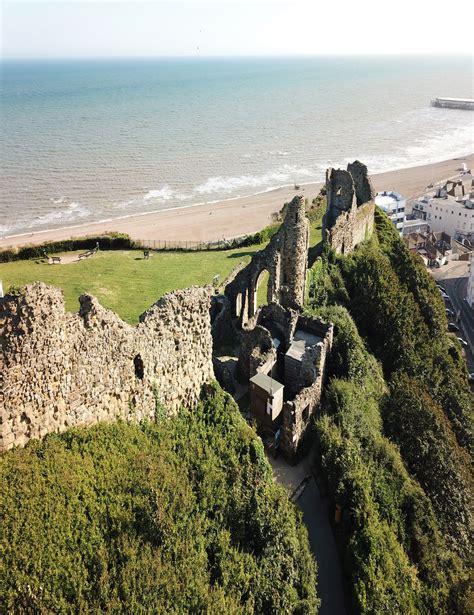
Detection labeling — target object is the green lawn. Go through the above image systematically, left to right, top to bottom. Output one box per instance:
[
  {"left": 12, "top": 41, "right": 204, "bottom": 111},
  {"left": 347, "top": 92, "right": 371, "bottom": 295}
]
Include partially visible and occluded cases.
[
  {"left": 0, "top": 216, "right": 323, "bottom": 324},
  {"left": 309, "top": 220, "right": 323, "bottom": 246},
  {"left": 0, "top": 246, "right": 260, "bottom": 324}
]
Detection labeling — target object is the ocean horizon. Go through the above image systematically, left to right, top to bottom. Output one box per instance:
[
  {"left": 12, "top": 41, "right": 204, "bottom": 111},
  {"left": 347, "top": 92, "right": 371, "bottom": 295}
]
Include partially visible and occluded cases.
[{"left": 1, "top": 55, "right": 473, "bottom": 238}]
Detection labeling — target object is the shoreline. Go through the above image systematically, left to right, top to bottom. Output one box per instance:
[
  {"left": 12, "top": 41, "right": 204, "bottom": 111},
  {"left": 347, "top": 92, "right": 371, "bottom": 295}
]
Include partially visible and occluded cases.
[{"left": 1, "top": 154, "right": 473, "bottom": 250}]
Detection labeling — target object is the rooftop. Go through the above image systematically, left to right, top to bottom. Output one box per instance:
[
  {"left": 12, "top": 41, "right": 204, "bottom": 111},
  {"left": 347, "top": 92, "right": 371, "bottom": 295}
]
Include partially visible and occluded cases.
[
  {"left": 375, "top": 191, "right": 404, "bottom": 204},
  {"left": 429, "top": 195, "right": 472, "bottom": 209},
  {"left": 285, "top": 339, "right": 306, "bottom": 361},
  {"left": 249, "top": 372, "right": 284, "bottom": 395}
]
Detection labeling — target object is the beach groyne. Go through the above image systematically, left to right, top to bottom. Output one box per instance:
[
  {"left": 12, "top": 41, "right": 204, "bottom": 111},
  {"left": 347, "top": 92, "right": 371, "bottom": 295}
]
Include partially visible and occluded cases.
[{"left": 430, "top": 98, "right": 474, "bottom": 110}]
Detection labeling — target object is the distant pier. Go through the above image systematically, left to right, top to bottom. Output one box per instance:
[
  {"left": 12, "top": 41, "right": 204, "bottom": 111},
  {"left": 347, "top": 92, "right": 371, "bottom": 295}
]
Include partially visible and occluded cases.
[{"left": 430, "top": 97, "right": 474, "bottom": 110}]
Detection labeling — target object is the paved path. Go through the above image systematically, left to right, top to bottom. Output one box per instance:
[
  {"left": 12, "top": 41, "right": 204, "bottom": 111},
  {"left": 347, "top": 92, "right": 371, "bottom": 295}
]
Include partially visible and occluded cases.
[
  {"left": 268, "top": 453, "right": 347, "bottom": 615},
  {"left": 298, "top": 479, "right": 347, "bottom": 615}
]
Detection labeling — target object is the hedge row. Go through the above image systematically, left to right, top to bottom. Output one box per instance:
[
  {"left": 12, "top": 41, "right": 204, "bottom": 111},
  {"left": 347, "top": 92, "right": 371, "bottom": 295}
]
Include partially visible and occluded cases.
[
  {"left": 0, "top": 204, "right": 320, "bottom": 263},
  {"left": 0, "top": 233, "right": 135, "bottom": 263}
]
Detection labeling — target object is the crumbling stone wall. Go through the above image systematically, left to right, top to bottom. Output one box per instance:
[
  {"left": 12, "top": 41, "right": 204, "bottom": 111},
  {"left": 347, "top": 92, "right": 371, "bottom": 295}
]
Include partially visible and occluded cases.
[
  {"left": 323, "top": 160, "right": 375, "bottom": 255},
  {"left": 225, "top": 195, "right": 309, "bottom": 323},
  {"left": 0, "top": 283, "right": 214, "bottom": 452},
  {"left": 236, "top": 304, "right": 333, "bottom": 461},
  {"left": 279, "top": 318, "right": 333, "bottom": 461},
  {"left": 237, "top": 324, "right": 276, "bottom": 382}
]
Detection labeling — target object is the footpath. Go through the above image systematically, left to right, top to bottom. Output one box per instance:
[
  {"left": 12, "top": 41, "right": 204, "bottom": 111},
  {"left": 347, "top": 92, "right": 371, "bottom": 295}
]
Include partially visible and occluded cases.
[{"left": 268, "top": 453, "right": 347, "bottom": 615}]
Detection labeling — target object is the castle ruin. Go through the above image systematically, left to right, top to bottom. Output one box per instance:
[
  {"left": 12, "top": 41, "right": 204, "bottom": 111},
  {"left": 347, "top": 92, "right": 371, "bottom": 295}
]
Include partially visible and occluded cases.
[
  {"left": 323, "top": 160, "right": 375, "bottom": 254},
  {"left": 1, "top": 162, "right": 376, "bottom": 459},
  {"left": 224, "top": 195, "right": 309, "bottom": 324},
  {"left": 0, "top": 284, "right": 213, "bottom": 451}
]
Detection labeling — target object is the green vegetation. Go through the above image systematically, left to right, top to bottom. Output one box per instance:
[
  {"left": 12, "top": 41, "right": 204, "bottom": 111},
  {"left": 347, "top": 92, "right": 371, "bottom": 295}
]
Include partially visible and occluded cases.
[
  {"left": 8, "top": 197, "right": 468, "bottom": 613},
  {"left": 0, "top": 206, "right": 323, "bottom": 324},
  {"left": 306, "top": 210, "right": 472, "bottom": 613},
  {"left": 0, "top": 233, "right": 134, "bottom": 263},
  {"left": 0, "top": 245, "right": 261, "bottom": 324},
  {"left": 256, "top": 269, "right": 270, "bottom": 309},
  {"left": 0, "top": 383, "right": 318, "bottom": 614}
]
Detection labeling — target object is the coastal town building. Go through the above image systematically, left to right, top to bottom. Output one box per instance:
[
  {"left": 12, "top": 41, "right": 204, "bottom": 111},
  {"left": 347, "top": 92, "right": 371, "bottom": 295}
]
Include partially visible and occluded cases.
[
  {"left": 411, "top": 177, "right": 474, "bottom": 238},
  {"left": 375, "top": 191, "right": 406, "bottom": 234},
  {"left": 402, "top": 217, "right": 430, "bottom": 236},
  {"left": 404, "top": 231, "right": 451, "bottom": 267}
]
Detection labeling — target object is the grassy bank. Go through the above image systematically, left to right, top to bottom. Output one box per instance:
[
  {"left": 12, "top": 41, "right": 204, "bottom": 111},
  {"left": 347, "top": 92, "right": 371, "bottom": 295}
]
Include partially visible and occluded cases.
[
  {"left": 0, "top": 212, "right": 323, "bottom": 324},
  {"left": 0, "top": 245, "right": 261, "bottom": 323},
  {"left": 0, "top": 383, "right": 319, "bottom": 613}
]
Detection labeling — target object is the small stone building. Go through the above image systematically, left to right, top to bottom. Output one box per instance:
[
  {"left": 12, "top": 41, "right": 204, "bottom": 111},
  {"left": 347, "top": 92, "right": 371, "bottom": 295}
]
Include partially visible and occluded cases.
[
  {"left": 239, "top": 304, "right": 333, "bottom": 461},
  {"left": 249, "top": 372, "right": 284, "bottom": 430}
]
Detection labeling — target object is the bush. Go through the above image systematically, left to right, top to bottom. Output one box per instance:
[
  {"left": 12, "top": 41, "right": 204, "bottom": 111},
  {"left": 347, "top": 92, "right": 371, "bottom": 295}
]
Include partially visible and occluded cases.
[
  {"left": 0, "top": 233, "right": 136, "bottom": 263},
  {"left": 308, "top": 301, "right": 466, "bottom": 613},
  {"left": 0, "top": 383, "right": 318, "bottom": 613}
]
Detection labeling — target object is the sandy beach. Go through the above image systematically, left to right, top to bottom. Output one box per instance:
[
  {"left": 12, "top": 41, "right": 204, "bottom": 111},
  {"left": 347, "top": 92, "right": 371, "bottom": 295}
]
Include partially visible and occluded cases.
[{"left": 1, "top": 154, "right": 473, "bottom": 250}]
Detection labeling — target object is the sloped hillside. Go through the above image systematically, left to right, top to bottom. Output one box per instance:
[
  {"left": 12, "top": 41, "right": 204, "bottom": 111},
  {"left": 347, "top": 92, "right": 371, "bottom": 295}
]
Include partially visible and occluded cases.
[
  {"left": 306, "top": 209, "right": 472, "bottom": 613},
  {"left": 0, "top": 384, "right": 318, "bottom": 614}
]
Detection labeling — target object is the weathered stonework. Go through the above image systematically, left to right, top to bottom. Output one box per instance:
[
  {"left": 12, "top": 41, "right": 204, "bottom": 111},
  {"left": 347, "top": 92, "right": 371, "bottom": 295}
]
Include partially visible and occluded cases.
[
  {"left": 323, "top": 160, "right": 375, "bottom": 254},
  {"left": 224, "top": 195, "right": 309, "bottom": 324},
  {"left": 0, "top": 283, "right": 214, "bottom": 452},
  {"left": 236, "top": 303, "right": 333, "bottom": 461},
  {"left": 278, "top": 316, "right": 333, "bottom": 461},
  {"left": 238, "top": 324, "right": 276, "bottom": 382}
]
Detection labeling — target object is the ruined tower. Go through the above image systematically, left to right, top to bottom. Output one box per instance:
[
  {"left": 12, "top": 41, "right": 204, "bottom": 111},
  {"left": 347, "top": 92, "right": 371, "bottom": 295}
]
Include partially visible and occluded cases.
[
  {"left": 323, "top": 160, "right": 375, "bottom": 254},
  {"left": 224, "top": 195, "right": 309, "bottom": 323},
  {"left": 279, "top": 195, "right": 309, "bottom": 310}
]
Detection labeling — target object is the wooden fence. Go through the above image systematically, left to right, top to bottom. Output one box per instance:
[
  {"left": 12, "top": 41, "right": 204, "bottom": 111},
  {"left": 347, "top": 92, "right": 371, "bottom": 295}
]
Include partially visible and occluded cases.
[{"left": 134, "top": 237, "right": 247, "bottom": 252}]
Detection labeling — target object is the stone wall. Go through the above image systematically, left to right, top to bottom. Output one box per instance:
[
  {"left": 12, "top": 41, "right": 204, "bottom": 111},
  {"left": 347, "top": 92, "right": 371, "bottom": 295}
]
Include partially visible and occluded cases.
[
  {"left": 323, "top": 160, "right": 375, "bottom": 255},
  {"left": 225, "top": 195, "right": 309, "bottom": 323},
  {"left": 0, "top": 282, "right": 214, "bottom": 452},
  {"left": 234, "top": 303, "right": 333, "bottom": 461},
  {"left": 279, "top": 317, "right": 333, "bottom": 461},
  {"left": 237, "top": 324, "right": 276, "bottom": 382}
]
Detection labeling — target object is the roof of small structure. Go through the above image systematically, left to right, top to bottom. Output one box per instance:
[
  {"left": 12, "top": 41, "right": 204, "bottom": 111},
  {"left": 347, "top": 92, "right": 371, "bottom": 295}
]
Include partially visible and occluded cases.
[
  {"left": 285, "top": 339, "right": 306, "bottom": 361},
  {"left": 249, "top": 372, "right": 284, "bottom": 395}
]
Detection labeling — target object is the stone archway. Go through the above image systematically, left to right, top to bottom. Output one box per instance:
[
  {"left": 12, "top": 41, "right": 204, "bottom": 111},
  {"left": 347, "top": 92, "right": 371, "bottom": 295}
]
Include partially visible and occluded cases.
[
  {"left": 249, "top": 268, "right": 270, "bottom": 319},
  {"left": 235, "top": 292, "right": 243, "bottom": 318}
]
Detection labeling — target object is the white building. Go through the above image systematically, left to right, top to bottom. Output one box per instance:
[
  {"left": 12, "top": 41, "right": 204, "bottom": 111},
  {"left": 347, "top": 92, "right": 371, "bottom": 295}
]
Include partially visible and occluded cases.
[
  {"left": 375, "top": 191, "right": 406, "bottom": 234},
  {"left": 412, "top": 191, "right": 474, "bottom": 238},
  {"left": 402, "top": 218, "right": 430, "bottom": 236},
  {"left": 467, "top": 254, "right": 474, "bottom": 308}
]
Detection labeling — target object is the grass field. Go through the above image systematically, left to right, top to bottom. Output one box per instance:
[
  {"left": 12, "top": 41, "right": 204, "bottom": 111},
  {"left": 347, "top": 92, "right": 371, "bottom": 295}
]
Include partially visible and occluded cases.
[
  {"left": 0, "top": 218, "right": 323, "bottom": 324},
  {"left": 0, "top": 246, "right": 260, "bottom": 323}
]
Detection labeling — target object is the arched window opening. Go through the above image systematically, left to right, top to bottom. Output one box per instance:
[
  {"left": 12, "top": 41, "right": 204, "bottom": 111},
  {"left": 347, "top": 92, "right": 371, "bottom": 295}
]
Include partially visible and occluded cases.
[
  {"left": 255, "top": 269, "right": 270, "bottom": 311},
  {"left": 235, "top": 292, "right": 243, "bottom": 318}
]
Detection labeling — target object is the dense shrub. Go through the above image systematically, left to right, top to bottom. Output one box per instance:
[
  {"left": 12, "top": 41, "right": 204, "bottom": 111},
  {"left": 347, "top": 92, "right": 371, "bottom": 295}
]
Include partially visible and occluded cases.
[
  {"left": 337, "top": 218, "right": 472, "bottom": 452},
  {"left": 235, "top": 222, "right": 281, "bottom": 248},
  {"left": 0, "top": 233, "right": 135, "bottom": 262},
  {"left": 306, "top": 306, "right": 465, "bottom": 613},
  {"left": 384, "top": 373, "right": 473, "bottom": 559},
  {"left": 0, "top": 383, "right": 318, "bottom": 613}
]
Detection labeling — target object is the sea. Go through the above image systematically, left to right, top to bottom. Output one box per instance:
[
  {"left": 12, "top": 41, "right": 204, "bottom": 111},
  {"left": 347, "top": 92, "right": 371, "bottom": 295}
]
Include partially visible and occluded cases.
[{"left": 1, "top": 55, "right": 473, "bottom": 238}]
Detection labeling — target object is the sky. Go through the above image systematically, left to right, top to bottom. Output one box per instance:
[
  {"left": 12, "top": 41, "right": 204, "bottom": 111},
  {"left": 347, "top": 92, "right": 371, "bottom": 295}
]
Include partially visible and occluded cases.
[{"left": 1, "top": 0, "right": 474, "bottom": 59}]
